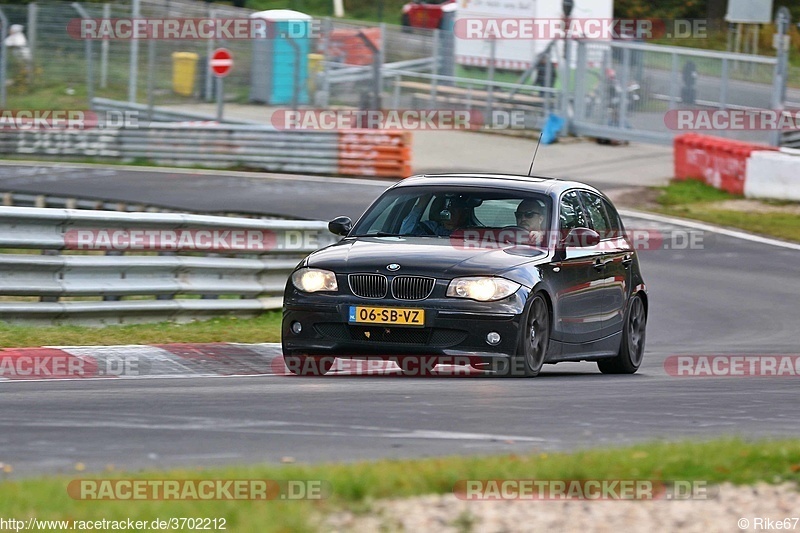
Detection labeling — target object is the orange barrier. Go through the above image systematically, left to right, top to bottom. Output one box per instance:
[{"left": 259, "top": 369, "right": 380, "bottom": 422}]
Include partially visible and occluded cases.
[
  {"left": 327, "top": 28, "right": 382, "bottom": 66},
  {"left": 337, "top": 131, "right": 412, "bottom": 178},
  {"left": 674, "top": 134, "right": 777, "bottom": 195}
]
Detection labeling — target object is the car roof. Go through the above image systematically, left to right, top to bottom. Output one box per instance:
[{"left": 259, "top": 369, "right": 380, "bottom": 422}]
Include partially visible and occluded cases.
[{"left": 394, "top": 173, "right": 604, "bottom": 198}]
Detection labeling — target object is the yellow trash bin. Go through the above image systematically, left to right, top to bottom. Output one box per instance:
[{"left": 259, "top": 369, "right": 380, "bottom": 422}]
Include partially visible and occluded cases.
[
  {"left": 172, "top": 52, "right": 199, "bottom": 96},
  {"left": 307, "top": 53, "right": 324, "bottom": 93}
]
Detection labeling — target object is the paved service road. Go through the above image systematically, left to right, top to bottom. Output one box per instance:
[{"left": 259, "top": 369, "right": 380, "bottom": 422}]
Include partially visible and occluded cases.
[
  {"left": 0, "top": 139, "right": 672, "bottom": 221},
  {"left": 2, "top": 213, "right": 799, "bottom": 476}
]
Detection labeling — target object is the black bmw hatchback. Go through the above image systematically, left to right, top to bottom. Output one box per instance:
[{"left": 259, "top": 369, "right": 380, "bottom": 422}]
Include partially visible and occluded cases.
[{"left": 282, "top": 174, "right": 647, "bottom": 377}]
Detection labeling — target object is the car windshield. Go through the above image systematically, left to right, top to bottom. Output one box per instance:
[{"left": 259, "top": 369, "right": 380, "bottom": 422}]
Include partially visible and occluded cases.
[{"left": 350, "top": 187, "right": 552, "bottom": 243}]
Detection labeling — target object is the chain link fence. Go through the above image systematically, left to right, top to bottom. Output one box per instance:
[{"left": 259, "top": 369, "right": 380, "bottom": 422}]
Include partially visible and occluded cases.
[{"left": 0, "top": 1, "right": 795, "bottom": 147}]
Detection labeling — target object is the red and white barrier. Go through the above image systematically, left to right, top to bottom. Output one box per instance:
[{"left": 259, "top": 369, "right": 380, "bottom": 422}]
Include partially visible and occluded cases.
[
  {"left": 673, "top": 134, "right": 777, "bottom": 195},
  {"left": 674, "top": 134, "right": 800, "bottom": 201}
]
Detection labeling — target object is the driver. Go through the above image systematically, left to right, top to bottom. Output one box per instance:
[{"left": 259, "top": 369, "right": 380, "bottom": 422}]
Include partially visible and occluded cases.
[{"left": 515, "top": 199, "right": 547, "bottom": 245}]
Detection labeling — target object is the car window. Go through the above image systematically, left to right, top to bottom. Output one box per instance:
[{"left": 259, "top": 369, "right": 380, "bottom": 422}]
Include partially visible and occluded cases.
[
  {"left": 350, "top": 187, "right": 551, "bottom": 238},
  {"left": 559, "top": 191, "right": 587, "bottom": 233},
  {"left": 579, "top": 191, "right": 612, "bottom": 238},
  {"left": 602, "top": 197, "right": 624, "bottom": 239},
  {"left": 473, "top": 199, "right": 519, "bottom": 227}
]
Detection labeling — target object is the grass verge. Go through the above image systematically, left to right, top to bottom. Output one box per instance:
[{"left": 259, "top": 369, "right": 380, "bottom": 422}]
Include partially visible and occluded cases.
[
  {"left": 652, "top": 180, "right": 800, "bottom": 243},
  {"left": 0, "top": 312, "right": 282, "bottom": 348},
  {"left": 0, "top": 438, "right": 798, "bottom": 532}
]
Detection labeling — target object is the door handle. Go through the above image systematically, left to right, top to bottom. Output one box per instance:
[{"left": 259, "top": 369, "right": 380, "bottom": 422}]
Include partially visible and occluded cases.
[
  {"left": 622, "top": 254, "right": 633, "bottom": 267},
  {"left": 593, "top": 258, "right": 606, "bottom": 271}
]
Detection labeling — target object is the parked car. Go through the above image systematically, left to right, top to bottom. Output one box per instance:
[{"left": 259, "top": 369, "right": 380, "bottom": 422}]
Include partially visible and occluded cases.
[
  {"left": 401, "top": 0, "right": 456, "bottom": 30},
  {"left": 282, "top": 174, "right": 648, "bottom": 377}
]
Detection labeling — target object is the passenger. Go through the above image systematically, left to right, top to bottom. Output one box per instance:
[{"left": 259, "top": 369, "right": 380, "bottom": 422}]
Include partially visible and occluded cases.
[{"left": 401, "top": 194, "right": 471, "bottom": 236}]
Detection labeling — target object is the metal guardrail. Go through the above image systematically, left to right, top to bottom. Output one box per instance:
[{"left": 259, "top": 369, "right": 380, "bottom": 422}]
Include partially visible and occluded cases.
[
  {"left": 91, "top": 97, "right": 258, "bottom": 125},
  {"left": 0, "top": 120, "right": 413, "bottom": 178},
  {"left": 0, "top": 190, "right": 289, "bottom": 219},
  {"left": 0, "top": 206, "right": 338, "bottom": 325}
]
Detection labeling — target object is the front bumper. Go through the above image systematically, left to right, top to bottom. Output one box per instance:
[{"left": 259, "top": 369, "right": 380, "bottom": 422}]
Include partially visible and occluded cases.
[{"left": 282, "top": 289, "right": 529, "bottom": 360}]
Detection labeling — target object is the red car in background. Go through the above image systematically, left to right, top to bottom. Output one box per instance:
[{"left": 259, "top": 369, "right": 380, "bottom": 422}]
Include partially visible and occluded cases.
[{"left": 401, "top": 0, "right": 456, "bottom": 30}]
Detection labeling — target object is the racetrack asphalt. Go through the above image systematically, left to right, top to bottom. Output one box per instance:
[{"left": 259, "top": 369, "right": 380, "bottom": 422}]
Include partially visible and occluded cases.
[{"left": 1, "top": 210, "right": 799, "bottom": 476}]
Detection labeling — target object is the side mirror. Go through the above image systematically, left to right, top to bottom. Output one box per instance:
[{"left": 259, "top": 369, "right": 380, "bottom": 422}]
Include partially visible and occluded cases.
[
  {"left": 328, "top": 216, "right": 352, "bottom": 236},
  {"left": 559, "top": 227, "right": 600, "bottom": 249}
]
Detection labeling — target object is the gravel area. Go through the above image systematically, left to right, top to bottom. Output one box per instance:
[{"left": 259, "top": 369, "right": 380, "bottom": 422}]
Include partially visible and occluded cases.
[{"left": 324, "top": 482, "right": 800, "bottom": 532}]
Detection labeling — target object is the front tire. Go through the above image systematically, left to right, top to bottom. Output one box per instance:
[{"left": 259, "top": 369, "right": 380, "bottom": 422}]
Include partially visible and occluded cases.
[
  {"left": 500, "top": 293, "right": 550, "bottom": 377},
  {"left": 598, "top": 294, "right": 646, "bottom": 374}
]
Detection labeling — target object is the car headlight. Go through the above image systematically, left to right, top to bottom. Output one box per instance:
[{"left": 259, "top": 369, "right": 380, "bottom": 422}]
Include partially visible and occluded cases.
[
  {"left": 291, "top": 268, "right": 338, "bottom": 293},
  {"left": 446, "top": 277, "right": 520, "bottom": 302}
]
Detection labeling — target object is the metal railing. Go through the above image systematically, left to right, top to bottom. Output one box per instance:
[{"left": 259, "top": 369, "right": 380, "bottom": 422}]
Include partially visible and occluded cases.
[
  {"left": 569, "top": 40, "right": 780, "bottom": 146},
  {"left": 0, "top": 189, "right": 288, "bottom": 219},
  {"left": 0, "top": 206, "right": 337, "bottom": 325}
]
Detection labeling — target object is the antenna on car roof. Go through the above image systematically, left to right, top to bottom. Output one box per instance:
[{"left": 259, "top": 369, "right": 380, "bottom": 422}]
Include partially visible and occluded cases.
[{"left": 527, "top": 132, "right": 543, "bottom": 177}]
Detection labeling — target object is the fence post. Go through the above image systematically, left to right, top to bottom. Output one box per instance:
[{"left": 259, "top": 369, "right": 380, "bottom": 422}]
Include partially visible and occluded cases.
[
  {"left": 128, "top": 0, "right": 139, "bottom": 103},
  {"left": 27, "top": 2, "right": 37, "bottom": 87},
  {"left": 72, "top": 3, "right": 94, "bottom": 107},
  {"left": 100, "top": 3, "right": 109, "bottom": 89},
  {"left": 205, "top": 7, "right": 216, "bottom": 102},
  {"left": 770, "top": 7, "right": 790, "bottom": 146},
  {"left": 0, "top": 9, "right": 7, "bottom": 108},
  {"left": 318, "top": 18, "right": 331, "bottom": 107},
  {"left": 430, "top": 29, "right": 439, "bottom": 109},
  {"left": 357, "top": 30, "right": 381, "bottom": 110},
  {"left": 146, "top": 35, "right": 156, "bottom": 121},
  {"left": 286, "top": 37, "right": 301, "bottom": 111},
  {"left": 486, "top": 37, "right": 496, "bottom": 125},
  {"left": 572, "top": 41, "right": 587, "bottom": 124},
  {"left": 618, "top": 46, "right": 630, "bottom": 130},
  {"left": 669, "top": 53, "right": 678, "bottom": 110},
  {"left": 720, "top": 57, "right": 728, "bottom": 110}
]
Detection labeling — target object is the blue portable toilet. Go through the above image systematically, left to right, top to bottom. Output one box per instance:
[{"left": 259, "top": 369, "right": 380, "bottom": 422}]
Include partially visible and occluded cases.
[{"left": 250, "top": 10, "right": 312, "bottom": 105}]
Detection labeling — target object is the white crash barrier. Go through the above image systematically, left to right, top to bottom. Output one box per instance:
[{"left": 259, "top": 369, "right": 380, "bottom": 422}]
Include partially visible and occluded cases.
[{"left": 744, "top": 148, "right": 800, "bottom": 202}]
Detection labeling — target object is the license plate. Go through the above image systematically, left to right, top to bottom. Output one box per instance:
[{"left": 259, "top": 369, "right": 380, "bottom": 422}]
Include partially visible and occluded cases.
[{"left": 349, "top": 306, "right": 425, "bottom": 327}]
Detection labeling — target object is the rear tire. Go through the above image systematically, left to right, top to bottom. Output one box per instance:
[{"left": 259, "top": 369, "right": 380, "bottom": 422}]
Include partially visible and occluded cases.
[
  {"left": 598, "top": 294, "right": 646, "bottom": 374},
  {"left": 284, "top": 354, "right": 335, "bottom": 376}
]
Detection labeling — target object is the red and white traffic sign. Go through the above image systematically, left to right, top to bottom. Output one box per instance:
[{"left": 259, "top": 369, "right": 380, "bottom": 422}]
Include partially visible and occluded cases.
[{"left": 210, "top": 48, "right": 233, "bottom": 78}]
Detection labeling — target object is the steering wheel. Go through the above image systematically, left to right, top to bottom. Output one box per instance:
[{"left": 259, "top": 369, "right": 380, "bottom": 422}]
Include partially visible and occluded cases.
[{"left": 500, "top": 226, "right": 534, "bottom": 245}]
